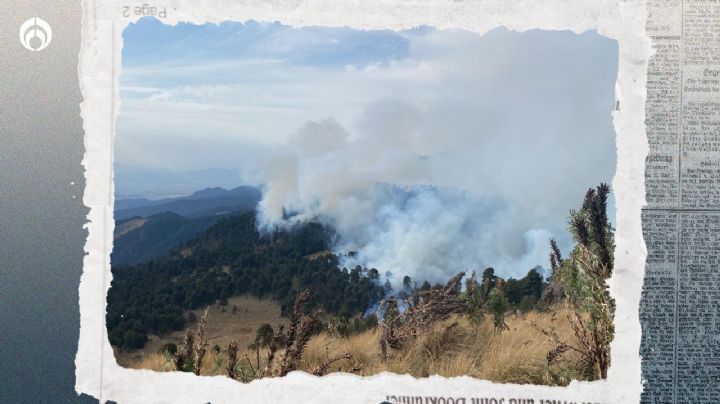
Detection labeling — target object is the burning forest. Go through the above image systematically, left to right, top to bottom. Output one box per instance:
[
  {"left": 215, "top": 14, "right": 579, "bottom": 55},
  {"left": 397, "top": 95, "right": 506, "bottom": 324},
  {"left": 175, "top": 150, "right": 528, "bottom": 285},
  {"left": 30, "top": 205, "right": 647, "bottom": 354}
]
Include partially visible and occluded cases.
[{"left": 112, "top": 184, "right": 615, "bottom": 386}]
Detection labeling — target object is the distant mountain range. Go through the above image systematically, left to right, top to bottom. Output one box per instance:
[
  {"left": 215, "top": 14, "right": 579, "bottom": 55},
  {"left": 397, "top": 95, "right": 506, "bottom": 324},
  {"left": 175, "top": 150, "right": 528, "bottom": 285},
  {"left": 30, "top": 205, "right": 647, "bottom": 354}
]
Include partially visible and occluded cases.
[
  {"left": 114, "top": 164, "right": 244, "bottom": 200},
  {"left": 112, "top": 186, "right": 262, "bottom": 266},
  {"left": 115, "top": 186, "right": 261, "bottom": 220}
]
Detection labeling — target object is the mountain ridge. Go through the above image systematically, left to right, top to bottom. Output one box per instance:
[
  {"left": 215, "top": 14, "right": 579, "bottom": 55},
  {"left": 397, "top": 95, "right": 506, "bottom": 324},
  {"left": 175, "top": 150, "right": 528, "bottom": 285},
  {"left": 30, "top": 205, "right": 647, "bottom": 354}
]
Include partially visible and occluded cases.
[
  {"left": 112, "top": 185, "right": 262, "bottom": 265},
  {"left": 115, "top": 185, "right": 261, "bottom": 219}
]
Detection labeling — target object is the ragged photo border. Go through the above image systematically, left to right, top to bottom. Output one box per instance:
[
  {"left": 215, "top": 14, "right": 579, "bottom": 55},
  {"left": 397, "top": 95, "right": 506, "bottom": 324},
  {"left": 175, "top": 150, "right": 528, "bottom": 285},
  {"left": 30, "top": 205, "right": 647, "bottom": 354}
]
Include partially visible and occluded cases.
[{"left": 76, "top": 1, "right": 650, "bottom": 402}]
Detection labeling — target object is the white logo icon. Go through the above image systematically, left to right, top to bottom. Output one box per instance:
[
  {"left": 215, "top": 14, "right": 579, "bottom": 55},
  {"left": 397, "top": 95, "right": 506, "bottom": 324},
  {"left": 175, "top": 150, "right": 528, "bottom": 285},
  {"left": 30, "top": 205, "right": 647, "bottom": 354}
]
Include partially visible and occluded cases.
[{"left": 19, "top": 17, "right": 52, "bottom": 52}]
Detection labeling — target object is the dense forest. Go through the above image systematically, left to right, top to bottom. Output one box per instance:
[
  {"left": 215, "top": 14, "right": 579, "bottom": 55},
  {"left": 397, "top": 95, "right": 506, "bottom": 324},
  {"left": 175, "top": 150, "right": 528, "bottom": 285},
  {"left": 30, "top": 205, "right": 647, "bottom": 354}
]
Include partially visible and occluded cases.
[
  {"left": 107, "top": 210, "right": 550, "bottom": 350},
  {"left": 107, "top": 212, "right": 385, "bottom": 349}
]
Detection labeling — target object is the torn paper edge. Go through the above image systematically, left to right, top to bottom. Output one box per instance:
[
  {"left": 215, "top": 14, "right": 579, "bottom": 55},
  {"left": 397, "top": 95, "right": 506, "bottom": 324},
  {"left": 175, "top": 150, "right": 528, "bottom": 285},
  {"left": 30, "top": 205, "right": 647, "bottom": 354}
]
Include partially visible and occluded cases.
[{"left": 76, "top": 1, "right": 651, "bottom": 403}]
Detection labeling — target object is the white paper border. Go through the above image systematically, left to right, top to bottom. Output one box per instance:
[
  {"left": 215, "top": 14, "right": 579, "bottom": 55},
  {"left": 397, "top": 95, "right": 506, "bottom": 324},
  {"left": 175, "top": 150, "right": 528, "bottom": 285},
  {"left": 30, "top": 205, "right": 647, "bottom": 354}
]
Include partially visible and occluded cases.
[{"left": 76, "top": 1, "right": 651, "bottom": 403}]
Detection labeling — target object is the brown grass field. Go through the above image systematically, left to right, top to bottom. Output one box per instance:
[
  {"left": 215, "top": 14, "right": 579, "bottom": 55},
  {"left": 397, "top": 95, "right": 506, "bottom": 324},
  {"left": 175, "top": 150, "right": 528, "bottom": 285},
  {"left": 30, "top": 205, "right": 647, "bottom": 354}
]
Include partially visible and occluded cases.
[
  {"left": 115, "top": 295, "right": 285, "bottom": 368},
  {"left": 119, "top": 297, "right": 584, "bottom": 385}
]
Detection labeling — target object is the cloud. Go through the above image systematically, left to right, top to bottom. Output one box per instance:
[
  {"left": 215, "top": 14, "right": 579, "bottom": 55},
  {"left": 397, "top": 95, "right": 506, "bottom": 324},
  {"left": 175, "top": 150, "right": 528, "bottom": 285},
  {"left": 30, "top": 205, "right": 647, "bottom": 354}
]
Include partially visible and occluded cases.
[{"left": 116, "top": 21, "right": 618, "bottom": 284}]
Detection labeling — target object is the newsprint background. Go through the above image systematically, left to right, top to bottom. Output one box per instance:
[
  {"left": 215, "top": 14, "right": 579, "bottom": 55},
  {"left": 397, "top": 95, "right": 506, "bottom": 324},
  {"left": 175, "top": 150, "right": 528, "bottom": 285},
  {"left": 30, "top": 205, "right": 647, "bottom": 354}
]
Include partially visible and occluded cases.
[
  {"left": 1, "top": 0, "right": 720, "bottom": 403},
  {"left": 641, "top": 1, "right": 720, "bottom": 403}
]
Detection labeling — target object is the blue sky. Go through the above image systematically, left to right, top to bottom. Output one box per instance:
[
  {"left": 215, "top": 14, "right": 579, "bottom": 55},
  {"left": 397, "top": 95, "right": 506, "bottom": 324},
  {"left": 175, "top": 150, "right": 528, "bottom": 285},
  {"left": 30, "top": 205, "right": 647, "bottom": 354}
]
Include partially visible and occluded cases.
[
  {"left": 115, "top": 19, "right": 618, "bottom": 280},
  {"left": 117, "top": 19, "right": 618, "bottom": 182},
  {"left": 122, "top": 19, "right": 413, "bottom": 70}
]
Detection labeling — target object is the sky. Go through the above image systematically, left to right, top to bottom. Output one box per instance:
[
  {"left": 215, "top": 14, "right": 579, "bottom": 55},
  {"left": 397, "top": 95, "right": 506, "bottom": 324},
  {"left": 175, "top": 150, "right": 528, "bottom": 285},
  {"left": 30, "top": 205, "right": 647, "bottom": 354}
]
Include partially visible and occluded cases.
[{"left": 116, "top": 18, "right": 619, "bottom": 282}]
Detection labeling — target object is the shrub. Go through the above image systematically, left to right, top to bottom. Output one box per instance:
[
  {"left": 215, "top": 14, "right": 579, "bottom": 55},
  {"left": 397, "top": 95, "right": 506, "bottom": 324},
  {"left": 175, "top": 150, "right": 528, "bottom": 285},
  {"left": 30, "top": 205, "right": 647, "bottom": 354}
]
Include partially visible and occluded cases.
[
  {"left": 537, "top": 183, "right": 615, "bottom": 380},
  {"left": 486, "top": 287, "right": 509, "bottom": 333},
  {"left": 254, "top": 323, "right": 274, "bottom": 348},
  {"left": 158, "top": 343, "right": 177, "bottom": 356}
]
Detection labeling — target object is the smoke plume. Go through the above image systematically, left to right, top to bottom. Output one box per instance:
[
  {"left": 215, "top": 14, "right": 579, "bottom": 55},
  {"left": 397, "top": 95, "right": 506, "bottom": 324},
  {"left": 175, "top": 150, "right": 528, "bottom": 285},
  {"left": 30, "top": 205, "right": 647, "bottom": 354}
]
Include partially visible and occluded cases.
[
  {"left": 238, "top": 29, "right": 617, "bottom": 287},
  {"left": 245, "top": 100, "right": 613, "bottom": 287}
]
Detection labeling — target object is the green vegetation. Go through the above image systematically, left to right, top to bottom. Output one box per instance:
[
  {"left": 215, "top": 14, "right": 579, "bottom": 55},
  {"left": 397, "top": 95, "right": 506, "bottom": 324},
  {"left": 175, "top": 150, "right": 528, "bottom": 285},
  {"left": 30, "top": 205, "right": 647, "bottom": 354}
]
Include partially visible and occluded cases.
[
  {"left": 539, "top": 183, "right": 615, "bottom": 380},
  {"left": 110, "top": 184, "right": 615, "bottom": 386},
  {"left": 120, "top": 184, "right": 615, "bottom": 386},
  {"left": 107, "top": 210, "right": 560, "bottom": 350},
  {"left": 107, "top": 211, "right": 384, "bottom": 349},
  {"left": 112, "top": 212, "right": 221, "bottom": 266},
  {"left": 253, "top": 323, "right": 275, "bottom": 349}
]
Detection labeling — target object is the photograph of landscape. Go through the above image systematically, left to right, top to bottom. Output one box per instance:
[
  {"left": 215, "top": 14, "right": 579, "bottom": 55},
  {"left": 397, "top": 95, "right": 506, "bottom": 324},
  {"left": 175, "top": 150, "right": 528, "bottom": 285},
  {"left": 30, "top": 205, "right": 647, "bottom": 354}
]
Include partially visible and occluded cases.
[{"left": 108, "top": 18, "right": 619, "bottom": 386}]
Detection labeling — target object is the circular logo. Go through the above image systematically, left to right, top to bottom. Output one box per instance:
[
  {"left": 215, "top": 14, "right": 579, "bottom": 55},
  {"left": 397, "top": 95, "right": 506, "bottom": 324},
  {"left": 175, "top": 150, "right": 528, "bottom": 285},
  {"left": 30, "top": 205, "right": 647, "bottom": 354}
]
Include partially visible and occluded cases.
[{"left": 19, "top": 17, "right": 52, "bottom": 52}]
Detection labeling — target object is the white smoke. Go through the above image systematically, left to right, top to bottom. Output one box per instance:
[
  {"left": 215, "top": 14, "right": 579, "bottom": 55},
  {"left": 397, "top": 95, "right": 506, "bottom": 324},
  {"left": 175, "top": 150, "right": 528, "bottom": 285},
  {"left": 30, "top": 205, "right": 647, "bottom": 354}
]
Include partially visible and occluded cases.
[
  {"left": 117, "top": 23, "right": 617, "bottom": 287},
  {"left": 237, "top": 29, "right": 617, "bottom": 287},
  {"left": 243, "top": 102, "right": 612, "bottom": 287}
]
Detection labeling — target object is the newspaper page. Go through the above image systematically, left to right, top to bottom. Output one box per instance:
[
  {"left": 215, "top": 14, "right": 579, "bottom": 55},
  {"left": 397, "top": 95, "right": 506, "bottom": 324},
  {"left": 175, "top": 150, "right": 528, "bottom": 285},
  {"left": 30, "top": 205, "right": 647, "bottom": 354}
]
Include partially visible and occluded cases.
[
  {"left": 75, "top": 1, "right": 652, "bottom": 403},
  {"left": 642, "top": 1, "right": 720, "bottom": 403}
]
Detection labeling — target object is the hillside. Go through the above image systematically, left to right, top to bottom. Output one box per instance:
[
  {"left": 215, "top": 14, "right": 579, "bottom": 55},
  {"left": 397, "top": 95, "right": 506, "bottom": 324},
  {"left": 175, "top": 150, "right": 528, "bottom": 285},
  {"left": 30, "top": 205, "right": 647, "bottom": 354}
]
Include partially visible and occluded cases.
[
  {"left": 111, "top": 184, "right": 615, "bottom": 386},
  {"left": 112, "top": 186, "right": 262, "bottom": 265},
  {"left": 107, "top": 210, "right": 385, "bottom": 349},
  {"left": 108, "top": 211, "right": 549, "bottom": 352},
  {"left": 112, "top": 212, "right": 222, "bottom": 266},
  {"left": 116, "top": 295, "right": 285, "bottom": 368}
]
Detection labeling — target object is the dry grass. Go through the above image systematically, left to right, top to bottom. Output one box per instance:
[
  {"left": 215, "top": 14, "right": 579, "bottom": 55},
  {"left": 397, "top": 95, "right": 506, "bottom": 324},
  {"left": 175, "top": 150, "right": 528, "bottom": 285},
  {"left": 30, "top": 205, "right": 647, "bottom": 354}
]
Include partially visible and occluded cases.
[
  {"left": 114, "top": 218, "right": 147, "bottom": 237},
  {"left": 304, "top": 249, "right": 333, "bottom": 261},
  {"left": 115, "top": 295, "right": 285, "bottom": 368},
  {"left": 122, "top": 300, "right": 586, "bottom": 385},
  {"left": 294, "top": 309, "right": 582, "bottom": 384},
  {"left": 126, "top": 348, "right": 232, "bottom": 376},
  {"left": 125, "top": 351, "right": 177, "bottom": 372}
]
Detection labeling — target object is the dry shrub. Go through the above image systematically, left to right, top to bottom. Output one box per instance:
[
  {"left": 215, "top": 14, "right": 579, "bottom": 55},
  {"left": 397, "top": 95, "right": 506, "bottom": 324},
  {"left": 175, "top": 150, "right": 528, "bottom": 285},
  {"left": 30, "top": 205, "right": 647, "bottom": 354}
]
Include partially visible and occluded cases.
[
  {"left": 378, "top": 272, "right": 468, "bottom": 361},
  {"left": 127, "top": 276, "right": 596, "bottom": 386},
  {"left": 222, "top": 289, "right": 358, "bottom": 381},
  {"left": 264, "top": 290, "right": 323, "bottom": 377},
  {"left": 530, "top": 304, "right": 603, "bottom": 384},
  {"left": 129, "top": 305, "right": 582, "bottom": 385},
  {"left": 171, "top": 307, "right": 211, "bottom": 374},
  {"left": 193, "top": 308, "right": 209, "bottom": 375},
  {"left": 287, "top": 308, "right": 579, "bottom": 385},
  {"left": 479, "top": 310, "right": 581, "bottom": 385},
  {"left": 389, "top": 320, "right": 471, "bottom": 377},
  {"left": 174, "top": 328, "right": 193, "bottom": 372},
  {"left": 301, "top": 329, "right": 377, "bottom": 374},
  {"left": 226, "top": 340, "right": 239, "bottom": 380},
  {"left": 126, "top": 352, "right": 175, "bottom": 372},
  {"left": 312, "top": 353, "right": 356, "bottom": 376}
]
